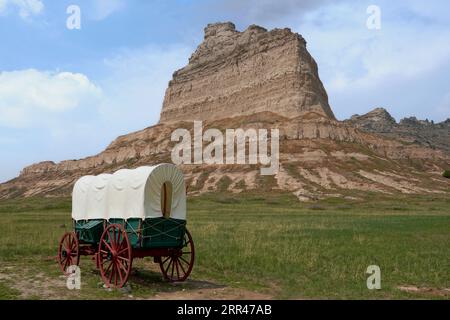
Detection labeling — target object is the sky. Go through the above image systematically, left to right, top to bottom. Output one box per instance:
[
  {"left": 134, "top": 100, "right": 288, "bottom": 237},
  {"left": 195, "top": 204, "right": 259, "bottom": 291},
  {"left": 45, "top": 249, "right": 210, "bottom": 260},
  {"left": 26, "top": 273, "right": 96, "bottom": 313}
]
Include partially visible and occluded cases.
[{"left": 0, "top": 0, "right": 450, "bottom": 182}]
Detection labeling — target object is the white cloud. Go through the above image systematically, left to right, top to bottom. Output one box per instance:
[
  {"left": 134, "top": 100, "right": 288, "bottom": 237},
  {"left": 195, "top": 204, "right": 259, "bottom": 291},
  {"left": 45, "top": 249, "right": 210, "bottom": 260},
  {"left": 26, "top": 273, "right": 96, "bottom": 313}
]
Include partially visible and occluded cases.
[
  {"left": 0, "top": 0, "right": 44, "bottom": 20},
  {"left": 90, "top": 0, "right": 124, "bottom": 21},
  {"left": 294, "top": 1, "right": 450, "bottom": 121},
  {"left": 298, "top": 3, "right": 450, "bottom": 91},
  {"left": 0, "top": 44, "right": 190, "bottom": 132},
  {"left": 0, "top": 45, "right": 192, "bottom": 183},
  {"left": 0, "top": 69, "right": 102, "bottom": 128}
]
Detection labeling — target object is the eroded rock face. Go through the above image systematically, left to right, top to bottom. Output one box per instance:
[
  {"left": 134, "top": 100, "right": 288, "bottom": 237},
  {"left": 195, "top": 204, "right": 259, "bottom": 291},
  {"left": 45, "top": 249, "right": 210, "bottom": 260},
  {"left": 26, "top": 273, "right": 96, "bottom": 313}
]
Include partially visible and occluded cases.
[
  {"left": 159, "top": 22, "right": 335, "bottom": 123},
  {"left": 346, "top": 108, "right": 450, "bottom": 152},
  {"left": 346, "top": 108, "right": 397, "bottom": 133},
  {"left": 2, "top": 111, "right": 449, "bottom": 200}
]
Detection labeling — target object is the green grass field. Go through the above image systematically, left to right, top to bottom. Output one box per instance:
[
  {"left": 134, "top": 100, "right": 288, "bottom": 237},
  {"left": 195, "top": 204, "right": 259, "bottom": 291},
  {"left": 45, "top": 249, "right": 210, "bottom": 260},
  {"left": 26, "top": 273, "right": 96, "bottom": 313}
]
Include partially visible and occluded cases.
[{"left": 0, "top": 193, "right": 449, "bottom": 299}]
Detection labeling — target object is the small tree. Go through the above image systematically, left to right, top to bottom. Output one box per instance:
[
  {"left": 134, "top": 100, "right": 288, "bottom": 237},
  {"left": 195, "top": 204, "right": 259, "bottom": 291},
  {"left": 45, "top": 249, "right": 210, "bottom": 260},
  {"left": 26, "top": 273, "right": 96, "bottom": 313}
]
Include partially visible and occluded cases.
[{"left": 443, "top": 170, "right": 450, "bottom": 179}]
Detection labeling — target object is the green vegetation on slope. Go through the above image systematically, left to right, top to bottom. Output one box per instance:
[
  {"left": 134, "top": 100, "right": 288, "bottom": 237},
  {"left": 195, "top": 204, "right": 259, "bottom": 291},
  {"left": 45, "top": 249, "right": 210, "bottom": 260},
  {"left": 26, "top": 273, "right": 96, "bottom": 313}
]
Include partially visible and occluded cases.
[{"left": 443, "top": 170, "right": 450, "bottom": 179}]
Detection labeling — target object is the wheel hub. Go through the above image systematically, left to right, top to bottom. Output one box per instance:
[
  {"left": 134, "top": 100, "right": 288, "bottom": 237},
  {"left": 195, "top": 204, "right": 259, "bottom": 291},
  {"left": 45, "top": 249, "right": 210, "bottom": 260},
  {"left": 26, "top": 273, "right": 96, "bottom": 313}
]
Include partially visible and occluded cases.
[{"left": 174, "top": 249, "right": 183, "bottom": 258}]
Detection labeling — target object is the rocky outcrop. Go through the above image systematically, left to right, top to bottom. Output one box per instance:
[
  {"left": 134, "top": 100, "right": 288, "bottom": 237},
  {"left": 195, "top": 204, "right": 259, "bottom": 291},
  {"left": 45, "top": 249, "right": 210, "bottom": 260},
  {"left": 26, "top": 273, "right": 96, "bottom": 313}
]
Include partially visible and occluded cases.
[
  {"left": 159, "top": 22, "right": 335, "bottom": 123},
  {"left": 1, "top": 23, "right": 449, "bottom": 200},
  {"left": 346, "top": 108, "right": 450, "bottom": 152},
  {"left": 346, "top": 108, "right": 396, "bottom": 132},
  {"left": 1, "top": 110, "right": 449, "bottom": 200}
]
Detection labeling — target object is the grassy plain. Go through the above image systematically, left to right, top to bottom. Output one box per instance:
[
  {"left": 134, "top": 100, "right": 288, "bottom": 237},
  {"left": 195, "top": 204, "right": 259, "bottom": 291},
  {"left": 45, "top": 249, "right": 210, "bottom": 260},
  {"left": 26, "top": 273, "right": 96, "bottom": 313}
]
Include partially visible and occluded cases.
[{"left": 0, "top": 192, "right": 449, "bottom": 299}]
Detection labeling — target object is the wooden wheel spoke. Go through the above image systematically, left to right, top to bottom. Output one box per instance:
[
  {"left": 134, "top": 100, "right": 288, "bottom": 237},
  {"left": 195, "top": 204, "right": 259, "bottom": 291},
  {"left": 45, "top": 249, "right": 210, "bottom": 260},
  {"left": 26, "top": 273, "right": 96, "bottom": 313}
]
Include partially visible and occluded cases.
[
  {"left": 99, "top": 224, "right": 132, "bottom": 288},
  {"left": 104, "top": 228, "right": 110, "bottom": 242},
  {"left": 108, "top": 228, "right": 113, "bottom": 245},
  {"left": 159, "top": 229, "right": 194, "bottom": 282},
  {"left": 107, "top": 230, "right": 114, "bottom": 248},
  {"left": 58, "top": 232, "right": 79, "bottom": 274},
  {"left": 71, "top": 236, "right": 77, "bottom": 249},
  {"left": 64, "top": 237, "right": 71, "bottom": 250},
  {"left": 102, "top": 240, "right": 113, "bottom": 252},
  {"left": 118, "top": 240, "right": 126, "bottom": 249},
  {"left": 118, "top": 246, "right": 129, "bottom": 256},
  {"left": 117, "top": 255, "right": 130, "bottom": 262},
  {"left": 60, "top": 256, "right": 68, "bottom": 267},
  {"left": 100, "top": 256, "right": 110, "bottom": 264},
  {"left": 162, "top": 256, "right": 171, "bottom": 265},
  {"left": 179, "top": 256, "right": 191, "bottom": 266},
  {"left": 64, "top": 257, "right": 71, "bottom": 270},
  {"left": 63, "top": 258, "right": 69, "bottom": 269},
  {"left": 117, "top": 258, "right": 129, "bottom": 273},
  {"left": 165, "top": 258, "right": 173, "bottom": 275},
  {"left": 170, "top": 258, "right": 176, "bottom": 278},
  {"left": 174, "top": 258, "right": 181, "bottom": 280},
  {"left": 178, "top": 258, "right": 187, "bottom": 275},
  {"left": 117, "top": 259, "right": 128, "bottom": 272},
  {"left": 105, "top": 261, "right": 113, "bottom": 274},
  {"left": 116, "top": 263, "right": 124, "bottom": 284},
  {"left": 108, "top": 264, "right": 115, "bottom": 284},
  {"left": 111, "top": 264, "right": 116, "bottom": 286},
  {"left": 114, "top": 264, "right": 119, "bottom": 286}
]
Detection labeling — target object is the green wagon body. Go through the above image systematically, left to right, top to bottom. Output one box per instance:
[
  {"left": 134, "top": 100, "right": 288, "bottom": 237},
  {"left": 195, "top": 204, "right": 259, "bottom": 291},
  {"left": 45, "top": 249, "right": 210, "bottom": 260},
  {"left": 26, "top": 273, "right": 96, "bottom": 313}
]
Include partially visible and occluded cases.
[{"left": 75, "top": 218, "right": 186, "bottom": 248}]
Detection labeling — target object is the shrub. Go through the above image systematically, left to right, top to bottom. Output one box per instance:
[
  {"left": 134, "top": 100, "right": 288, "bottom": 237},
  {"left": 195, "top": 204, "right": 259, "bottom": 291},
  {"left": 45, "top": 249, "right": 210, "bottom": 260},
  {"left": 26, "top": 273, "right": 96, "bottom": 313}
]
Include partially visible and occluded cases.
[
  {"left": 443, "top": 170, "right": 450, "bottom": 179},
  {"left": 216, "top": 175, "right": 232, "bottom": 192}
]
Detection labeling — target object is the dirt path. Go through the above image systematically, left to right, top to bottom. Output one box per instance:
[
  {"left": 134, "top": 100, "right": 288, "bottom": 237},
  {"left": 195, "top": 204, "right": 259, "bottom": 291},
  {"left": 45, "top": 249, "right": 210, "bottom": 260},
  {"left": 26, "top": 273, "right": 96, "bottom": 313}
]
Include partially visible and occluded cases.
[
  {"left": 0, "top": 262, "right": 273, "bottom": 300},
  {"left": 147, "top": 281, "right": 272, "bottom": 300},
  {"left": 398, "top": 286, "right": 450, "bottom": 298}
]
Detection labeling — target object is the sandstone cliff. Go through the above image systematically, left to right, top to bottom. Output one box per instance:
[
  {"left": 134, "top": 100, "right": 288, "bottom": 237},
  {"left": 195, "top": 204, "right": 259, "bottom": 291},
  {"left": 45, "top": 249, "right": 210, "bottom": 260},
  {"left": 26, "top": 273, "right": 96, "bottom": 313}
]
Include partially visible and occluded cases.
[
  {"left": 159, "top": 22, "right": 335, "bottom": 123},
  {"left": 2, "top": 110, "right": 449, "bottom": 200}
]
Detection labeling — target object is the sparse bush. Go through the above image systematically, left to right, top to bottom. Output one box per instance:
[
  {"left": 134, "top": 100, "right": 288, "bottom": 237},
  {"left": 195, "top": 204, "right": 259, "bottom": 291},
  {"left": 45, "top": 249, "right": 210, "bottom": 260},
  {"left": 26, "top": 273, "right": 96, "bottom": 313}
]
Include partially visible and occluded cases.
[
  {"left": 443, "top": 170, "right": 450, "bottom": 179},
  {"left": 216, "top": 175, "right": 232, "bottom": 192},
  {"left": 235, "top": 179, "right": 246, "bottom": 190}
]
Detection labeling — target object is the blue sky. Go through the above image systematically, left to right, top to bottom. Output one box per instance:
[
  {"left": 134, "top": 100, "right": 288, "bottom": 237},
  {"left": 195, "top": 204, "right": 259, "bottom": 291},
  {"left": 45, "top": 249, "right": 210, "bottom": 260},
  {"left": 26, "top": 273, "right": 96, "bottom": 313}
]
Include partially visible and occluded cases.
[{"left": 1, "top": 0, "right": 450, "bottom": 182}]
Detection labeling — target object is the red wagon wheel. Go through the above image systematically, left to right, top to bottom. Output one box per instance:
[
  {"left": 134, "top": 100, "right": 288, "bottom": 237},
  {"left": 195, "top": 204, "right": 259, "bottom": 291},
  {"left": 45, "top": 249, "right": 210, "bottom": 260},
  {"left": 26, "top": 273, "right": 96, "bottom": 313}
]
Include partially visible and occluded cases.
[
  {"left": 98, "top": 224, "right": 132, "bottom": 288},
  {"left": 159, "top": 229, "right": 195, "bottom": 282},
  {"left": 58, "top": 232, "right": 80, "bottom": 274}
]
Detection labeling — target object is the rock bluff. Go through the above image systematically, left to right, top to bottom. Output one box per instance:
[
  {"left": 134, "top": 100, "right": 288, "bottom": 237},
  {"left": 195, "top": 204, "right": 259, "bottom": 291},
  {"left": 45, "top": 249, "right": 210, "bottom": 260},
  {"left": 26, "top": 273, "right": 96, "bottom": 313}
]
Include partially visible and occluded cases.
[{"left": 159, "top": 22, "right": 335, "bottom": 123}]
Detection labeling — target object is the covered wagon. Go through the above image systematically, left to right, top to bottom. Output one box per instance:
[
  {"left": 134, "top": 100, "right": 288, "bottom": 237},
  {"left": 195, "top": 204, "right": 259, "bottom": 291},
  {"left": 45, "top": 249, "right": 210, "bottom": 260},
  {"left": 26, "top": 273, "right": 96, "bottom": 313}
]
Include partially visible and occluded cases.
[{"left": 57, "top": 163, "right": 195, "bottom": 288}]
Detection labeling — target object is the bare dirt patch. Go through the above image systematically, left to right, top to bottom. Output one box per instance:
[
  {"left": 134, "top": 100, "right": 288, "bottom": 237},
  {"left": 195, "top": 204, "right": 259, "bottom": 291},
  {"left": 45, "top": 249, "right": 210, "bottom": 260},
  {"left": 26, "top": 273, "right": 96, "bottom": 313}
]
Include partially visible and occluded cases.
[
  {"left": 1, "top": 262, "right": 271, "bottom": 300},
  {"left": 148, "top": 281, "right": 272, "bottom": 300},
  {"left": 398, "top": 285, "right": 450, "bottom": 298}
]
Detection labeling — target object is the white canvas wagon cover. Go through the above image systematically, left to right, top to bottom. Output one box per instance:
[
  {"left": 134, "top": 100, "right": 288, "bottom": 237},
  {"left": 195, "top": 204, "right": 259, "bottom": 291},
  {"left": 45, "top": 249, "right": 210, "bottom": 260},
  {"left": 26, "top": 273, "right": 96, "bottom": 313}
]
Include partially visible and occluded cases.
[{"left": 72, "top": 164, "right": 186, "bottom": 221}]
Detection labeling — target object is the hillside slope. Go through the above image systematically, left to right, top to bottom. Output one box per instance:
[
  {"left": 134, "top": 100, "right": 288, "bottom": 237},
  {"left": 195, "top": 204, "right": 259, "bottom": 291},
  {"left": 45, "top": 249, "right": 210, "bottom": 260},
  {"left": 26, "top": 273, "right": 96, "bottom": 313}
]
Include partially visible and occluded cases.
[{"left": 1, "top": 111, "right": 449, "bottom": 200}]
